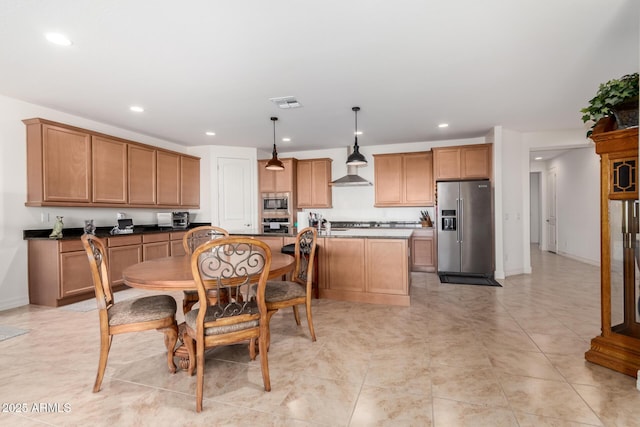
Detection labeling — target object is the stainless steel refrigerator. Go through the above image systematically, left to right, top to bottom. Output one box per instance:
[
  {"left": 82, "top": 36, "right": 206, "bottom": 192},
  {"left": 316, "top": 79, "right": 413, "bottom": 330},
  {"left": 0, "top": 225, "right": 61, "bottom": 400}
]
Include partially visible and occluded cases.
[{"left": 437, "top": 180, "right": 493, "bottom": 276}]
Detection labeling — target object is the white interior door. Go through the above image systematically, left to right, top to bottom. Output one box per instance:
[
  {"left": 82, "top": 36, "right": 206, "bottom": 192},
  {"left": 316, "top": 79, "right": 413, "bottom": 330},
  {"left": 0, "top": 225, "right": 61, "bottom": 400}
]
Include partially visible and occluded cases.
[
  {"left": 217, "top": 157, "right": 254, "bottom": 230},
  {"left": 546, "top": 167, "right": 557, "bottom": 253}
]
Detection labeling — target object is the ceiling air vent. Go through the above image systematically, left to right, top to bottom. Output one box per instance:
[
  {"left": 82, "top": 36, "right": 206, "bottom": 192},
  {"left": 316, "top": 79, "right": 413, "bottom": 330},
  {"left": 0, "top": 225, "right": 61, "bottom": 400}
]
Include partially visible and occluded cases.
[{"left": 269, "top": 96, "right": 303, "bottom": 109}]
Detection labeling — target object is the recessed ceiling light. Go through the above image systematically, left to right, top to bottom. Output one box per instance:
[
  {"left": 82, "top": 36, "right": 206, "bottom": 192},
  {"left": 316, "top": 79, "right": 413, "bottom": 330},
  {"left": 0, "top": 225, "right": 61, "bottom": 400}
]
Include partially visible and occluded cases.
[
  {"left": 45, "top": 32, "right": 72, "bottom": 46},
  {"left": 129, "top": 106, "right": 144, "bottom": 113},
  {"left": 438, "top": 123, "right": 449, "bottom": 128},
  {"left": 205, "top": 131, "right": 216, "bottom": 136},
  {"left": 355, "top": 131, "right": 363, "bottom": 135},
  {"left": 282, "top": 137, "right": 291, "bottom": 142},
  {"left": 535, "top": 156, "right": 543, "bottom": 160}
]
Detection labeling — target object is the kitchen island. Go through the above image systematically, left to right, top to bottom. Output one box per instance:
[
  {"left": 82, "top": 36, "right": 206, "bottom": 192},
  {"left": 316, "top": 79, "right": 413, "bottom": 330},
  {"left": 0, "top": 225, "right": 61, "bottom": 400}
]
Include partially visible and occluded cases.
[{"left": 228, "top": 227, "right": 413, "bottom": 306}]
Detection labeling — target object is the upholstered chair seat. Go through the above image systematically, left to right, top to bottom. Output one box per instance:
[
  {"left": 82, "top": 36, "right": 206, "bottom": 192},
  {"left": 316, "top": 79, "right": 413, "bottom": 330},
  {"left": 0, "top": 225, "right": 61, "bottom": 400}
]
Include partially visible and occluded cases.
[
  {"left": 265, "top": 281, "right": 306, "bottom": 302},
  {"left": 108, "top": 296, "right": 177, "bottom": 326}
]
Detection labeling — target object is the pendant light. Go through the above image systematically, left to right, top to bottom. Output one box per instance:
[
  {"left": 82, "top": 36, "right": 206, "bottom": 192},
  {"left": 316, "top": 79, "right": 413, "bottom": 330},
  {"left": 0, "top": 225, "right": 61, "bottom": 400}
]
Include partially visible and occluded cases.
[
  {"left": 346, "top": 106, "right": 367, "bottom": 166},
  {"left": 265, "top": 116, "right": 285, "bottom": 171}
]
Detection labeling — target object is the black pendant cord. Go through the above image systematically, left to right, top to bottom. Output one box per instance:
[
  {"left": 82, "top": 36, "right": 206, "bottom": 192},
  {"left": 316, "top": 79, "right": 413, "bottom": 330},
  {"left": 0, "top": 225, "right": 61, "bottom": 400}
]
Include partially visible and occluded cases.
[
  {"left": 354, "top": 108, "right": 359, "bottom": 149},
  {"left": 272, "top": 116, "right": 279, "bottom": 157}
]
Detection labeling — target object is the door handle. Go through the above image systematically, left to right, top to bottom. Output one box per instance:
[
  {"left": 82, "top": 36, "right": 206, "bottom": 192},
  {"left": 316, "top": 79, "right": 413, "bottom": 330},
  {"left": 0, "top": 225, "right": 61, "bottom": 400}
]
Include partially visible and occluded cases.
[{"left": 459, "top": 198, "right": 463, "bottom": 243}]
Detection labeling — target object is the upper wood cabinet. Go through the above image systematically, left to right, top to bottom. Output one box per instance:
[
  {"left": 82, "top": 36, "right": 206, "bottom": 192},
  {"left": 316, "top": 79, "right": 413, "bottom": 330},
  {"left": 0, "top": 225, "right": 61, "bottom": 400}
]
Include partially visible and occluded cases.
[
  {"left": 23, "top": 118, "right": 200, "bottom": 208},
  {"left": 25, "top": 121, "right": 92, "bottom": 204},
  {"left": 92, "top": 135, "right": 127, "bottom": 204},
  {"left": 433, "top": 143, "right": 492, "bottom": 181},
  {"left": 128, "top": 144, "right": 157, "bottom": 205},
  {"left": 157, "top": 151, "right": 180, "bottom": 206},
  {"left": 373, "top": 151, "right": 434, "bottom": 206},
  {"left": 180, "top": 156, "right": 200, "bottom": 207},
  {"left": 258, "top": 158, "right": 297, "bottom": 193},
  {"left": 297, "top": 158, "right": 332, "bottom": 208}
]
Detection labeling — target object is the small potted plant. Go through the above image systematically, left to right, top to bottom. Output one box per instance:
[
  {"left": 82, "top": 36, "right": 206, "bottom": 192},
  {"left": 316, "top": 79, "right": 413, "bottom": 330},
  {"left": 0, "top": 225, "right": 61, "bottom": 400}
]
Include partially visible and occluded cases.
[{"left": 580, "top": 72, "right": 639, "bottom": 137}]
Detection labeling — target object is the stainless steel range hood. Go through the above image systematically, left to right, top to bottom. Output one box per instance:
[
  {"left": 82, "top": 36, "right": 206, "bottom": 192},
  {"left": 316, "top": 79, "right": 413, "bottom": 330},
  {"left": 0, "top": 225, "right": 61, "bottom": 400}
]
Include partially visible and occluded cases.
[{"left": 330, "top": 148, "right": 372, "bottom": 187}]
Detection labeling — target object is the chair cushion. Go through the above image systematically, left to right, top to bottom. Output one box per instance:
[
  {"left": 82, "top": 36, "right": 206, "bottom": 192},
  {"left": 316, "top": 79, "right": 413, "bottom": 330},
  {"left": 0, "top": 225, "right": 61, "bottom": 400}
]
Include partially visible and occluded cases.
[
  {"left": 265, "top": 280, "right": 306, "bottom": 303},
  {"left": 108, "top": 295, "right": 177, "bottom": 326},
  {"left": 185, "top": 306, "right": 259, "bottom": 336}
]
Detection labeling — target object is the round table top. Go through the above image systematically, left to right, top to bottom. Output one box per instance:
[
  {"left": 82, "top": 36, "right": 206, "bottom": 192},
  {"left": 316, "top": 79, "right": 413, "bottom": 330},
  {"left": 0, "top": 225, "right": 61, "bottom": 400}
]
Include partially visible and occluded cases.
[{"left": 122, "top": 252, "right": 295, "bottom": 291}]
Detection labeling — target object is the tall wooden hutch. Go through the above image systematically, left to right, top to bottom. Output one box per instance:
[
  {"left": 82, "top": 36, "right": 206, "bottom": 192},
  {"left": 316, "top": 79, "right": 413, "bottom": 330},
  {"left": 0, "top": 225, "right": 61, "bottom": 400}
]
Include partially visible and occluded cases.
[{"left": 585, "top": 117, "right": 640, "bottom": 377}]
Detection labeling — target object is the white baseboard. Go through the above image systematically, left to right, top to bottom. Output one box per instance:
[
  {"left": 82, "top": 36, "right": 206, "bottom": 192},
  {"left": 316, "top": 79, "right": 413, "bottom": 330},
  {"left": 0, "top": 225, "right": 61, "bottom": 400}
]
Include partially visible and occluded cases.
[
  {"left": 556, "top": 251, "right": 600, "bottom": 267},
  {"left": 504, "top": 267, "right": 525, "bottom": 277},
  {"left": 0, "top": 296, "right": 29, "bottom": 312}
]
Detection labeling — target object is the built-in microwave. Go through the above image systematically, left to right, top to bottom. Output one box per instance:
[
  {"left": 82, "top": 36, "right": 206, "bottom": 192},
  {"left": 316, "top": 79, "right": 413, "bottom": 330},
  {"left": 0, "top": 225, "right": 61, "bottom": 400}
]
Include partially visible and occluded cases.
[
  {"left": 262, "top": 192, "right": 290, "bottom": 214},
  {"left": 262, "top": 217, "right": 291, "bottom": 234}
]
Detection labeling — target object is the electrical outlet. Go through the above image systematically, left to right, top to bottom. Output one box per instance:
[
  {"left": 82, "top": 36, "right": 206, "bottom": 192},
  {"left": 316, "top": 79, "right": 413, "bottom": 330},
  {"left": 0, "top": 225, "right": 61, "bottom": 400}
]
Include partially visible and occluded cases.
[{"left": 40, "top": 212, "right": 50, "bottom": 223}]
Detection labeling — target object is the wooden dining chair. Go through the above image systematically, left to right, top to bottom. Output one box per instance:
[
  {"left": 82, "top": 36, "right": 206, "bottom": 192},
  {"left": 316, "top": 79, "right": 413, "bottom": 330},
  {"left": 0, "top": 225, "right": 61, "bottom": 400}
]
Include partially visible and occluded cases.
[
  {"left": 181, "top": 226, "right": 229, "bottom": 314},
  {"left": 265, "top": 227, "right": 318, "bottom": 342},
  {"left": 80, "top": 234, "right": 178, "bottom": 393},
  {"left": 183, "top": 236, "right": 272, "bottom": 412}
]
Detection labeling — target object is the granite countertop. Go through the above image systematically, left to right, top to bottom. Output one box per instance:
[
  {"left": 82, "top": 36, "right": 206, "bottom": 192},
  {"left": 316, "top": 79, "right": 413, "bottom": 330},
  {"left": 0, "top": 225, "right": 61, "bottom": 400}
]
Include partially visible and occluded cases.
[
  {"left": 23, "top": 223, "right": 210, "bottom": 240},
  {"left": 227, "top": 227, "right": 414, "bottom": 239}
]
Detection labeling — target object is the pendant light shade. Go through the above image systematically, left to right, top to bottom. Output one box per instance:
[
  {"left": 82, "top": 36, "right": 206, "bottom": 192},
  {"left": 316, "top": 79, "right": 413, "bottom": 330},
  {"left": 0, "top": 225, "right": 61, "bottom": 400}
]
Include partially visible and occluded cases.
[
  {"left": 346, "top": 106, "right": 367, "bottom": 166},
  {"left": 265, "top": 116, "right": 284, "bottom": 171}
]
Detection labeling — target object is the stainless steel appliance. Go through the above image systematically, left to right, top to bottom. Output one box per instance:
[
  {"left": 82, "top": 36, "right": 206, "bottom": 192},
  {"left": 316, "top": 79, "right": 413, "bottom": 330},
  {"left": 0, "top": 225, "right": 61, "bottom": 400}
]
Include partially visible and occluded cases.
[
  {"left": 437, "top": 180, "right": 493, "bottom": 276},
  {"left": 262, "top": 193, "right": 290, "bottom": 214},
  {"left": 172, "top": 211, "right": 189, "bottom": 229},
  {"left": 262, "top": 217, "right": 291, "bottom": 234}
]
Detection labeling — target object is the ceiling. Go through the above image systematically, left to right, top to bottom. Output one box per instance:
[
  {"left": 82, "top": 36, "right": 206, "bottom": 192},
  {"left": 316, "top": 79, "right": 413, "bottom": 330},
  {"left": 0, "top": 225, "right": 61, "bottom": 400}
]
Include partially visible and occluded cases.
[{"left": 0, "top": 1, "right": 637, "bottom": 153}]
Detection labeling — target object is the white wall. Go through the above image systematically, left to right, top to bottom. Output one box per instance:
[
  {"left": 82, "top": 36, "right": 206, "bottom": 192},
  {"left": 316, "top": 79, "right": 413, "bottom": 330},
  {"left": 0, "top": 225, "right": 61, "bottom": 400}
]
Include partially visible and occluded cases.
[
  {"left": 0, "top": 95, "right": 215, "bottom": 310},
  {"left": 548, "top": 148, "right": 600, "bottom": 264}
]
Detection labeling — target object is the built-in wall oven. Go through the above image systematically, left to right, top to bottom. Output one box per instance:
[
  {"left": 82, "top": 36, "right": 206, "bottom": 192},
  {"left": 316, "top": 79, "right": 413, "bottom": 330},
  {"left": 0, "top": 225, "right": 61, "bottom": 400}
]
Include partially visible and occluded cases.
[
  {"left": 261, "top": 192, "right": 291, "bottom": 233},
  {"left": 262, "top": 192, "right": 290, "bottom": 215},
  {"left": 262, "top": 217, "right": 291, "bottom": 234}
]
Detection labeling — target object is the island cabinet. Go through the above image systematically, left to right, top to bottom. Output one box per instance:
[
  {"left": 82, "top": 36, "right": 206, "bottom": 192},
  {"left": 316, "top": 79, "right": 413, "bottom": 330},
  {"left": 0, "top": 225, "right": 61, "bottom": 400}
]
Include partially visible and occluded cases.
[
  {"left": 23, "top": 118, "right": 200, "bottom": 208},
  {"left": 432, "top": 143, "right": 492, "bottom": 181},
  {"left": 374, "top": 151, "right": 434, "bottom": 207},
  {"left": 258, "top": 158, "right": 297, "bottom": 193},
  {"left": 296, "top": 158, "right": 332, "bottom": 208},
  {"left": 410, "top": 228, "right": 435, "bottom": 272},
  {"left": 319, "top": 237, "right": 410, "bottom": 306}
]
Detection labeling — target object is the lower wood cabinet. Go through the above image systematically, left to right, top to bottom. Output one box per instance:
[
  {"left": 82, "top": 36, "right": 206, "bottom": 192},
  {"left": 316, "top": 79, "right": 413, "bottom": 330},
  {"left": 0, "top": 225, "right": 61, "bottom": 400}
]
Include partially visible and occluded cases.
[
  {"left": 410, "top": 228, "right": 435, "bottom": 272},
  {"left": 27, "top": 231, "right": 188, "bottom": 307},
  {"left": 143, "top": 233, "right": 171, "bottom": 260},
  {"left": 108, "top": 235, "right": 143, "bottom": 287},
  {"left": 319, "top": 237, "right": 410, "bottom": 306}
]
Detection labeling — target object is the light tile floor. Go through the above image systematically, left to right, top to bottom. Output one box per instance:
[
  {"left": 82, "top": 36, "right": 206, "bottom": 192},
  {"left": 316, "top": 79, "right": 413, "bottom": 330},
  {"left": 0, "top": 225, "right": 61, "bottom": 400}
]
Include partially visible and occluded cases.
[{"left": 1, "top": 247, "right": 639, "bottom": 426}]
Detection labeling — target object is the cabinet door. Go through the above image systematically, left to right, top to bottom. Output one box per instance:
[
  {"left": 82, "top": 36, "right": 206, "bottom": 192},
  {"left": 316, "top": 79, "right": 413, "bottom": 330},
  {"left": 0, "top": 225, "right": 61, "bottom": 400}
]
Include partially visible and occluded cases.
[
  {"left": 42, "top": 124, "right": 91, "bottom": 202},
  {"left": 92, "top": 136, "right": 127, "bottom": 204},
  {"left": 129, "top": 145, "right": 157, "bottom": 205},
  {"left": 461, "top": 145, "right": 492, "bottom": 179},
  {"left": 433, "top": 147, "right": 461, "bottom": 181},
  {"left": 157, "top": 151, "right": 180, "bottom": 206},
  {"left": 404, "top": 152, "right": 433, "bottom": 206},
  {"left": 374, "top": 154, "right": 403, "bottom": 205},
  {"left": 180, "top": 156, "right": 200, "bottom": 207},
  {"left": 275, "top": 158, "right": 295, "bottom": 192},
  {"left": 311, "top": 159, "right": 332, "bottom": 208},
  {"left": 258, "top": 160, "right": 276, "bottom": 193},
  {"left": 296, "top": 161, "right": 313, "bottom": 207},
  {"left": 258, "top": 236, "right": 285, "bottom": 254},
  {"left": 411, "top": 236, "right": 435, "bottom": 272},
  {"left": 326, "top": 238, "right": 365, "bottom": 292},
  {"left": 366, "top": 239, "right": 408, "bottom": 295},
  {"left": 171, "top": 240, "right": 186, "bottom": 257},
  {"left": 143, "top": 242, "right": 171, "bottom": 261},
  {"left": 109, "top": 245, "right": 143, "bottom": 286},
  {"left": 60, "top": 251, "right": 94, "bottom": 297}
]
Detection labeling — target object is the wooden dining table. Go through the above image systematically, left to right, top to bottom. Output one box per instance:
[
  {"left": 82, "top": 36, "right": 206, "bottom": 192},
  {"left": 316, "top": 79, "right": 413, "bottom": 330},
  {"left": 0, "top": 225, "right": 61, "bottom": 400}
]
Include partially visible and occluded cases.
[{"left": 122, "top": 251, "right": 295, "bottom": 369}]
